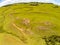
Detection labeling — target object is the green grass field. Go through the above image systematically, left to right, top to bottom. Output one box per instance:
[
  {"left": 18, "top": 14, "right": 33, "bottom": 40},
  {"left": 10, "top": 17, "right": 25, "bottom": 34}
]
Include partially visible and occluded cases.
[{"left": 0, "top": 2, "right": 60, "bottom": 45}]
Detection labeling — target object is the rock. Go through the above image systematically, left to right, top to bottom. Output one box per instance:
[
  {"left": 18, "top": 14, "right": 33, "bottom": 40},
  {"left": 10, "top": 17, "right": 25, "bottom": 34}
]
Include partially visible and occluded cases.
[
  {"left": 22, "top": 18, "right": 30, "bottom": 26},
  {"left": 37, "top": 26, "right": 49, "bottom": 30}
]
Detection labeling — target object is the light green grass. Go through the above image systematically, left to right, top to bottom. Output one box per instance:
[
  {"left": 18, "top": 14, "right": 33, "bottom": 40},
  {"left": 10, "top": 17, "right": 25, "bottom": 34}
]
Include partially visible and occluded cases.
[{"left": 0, "top": 2, "right": 60, "bottom": 45}]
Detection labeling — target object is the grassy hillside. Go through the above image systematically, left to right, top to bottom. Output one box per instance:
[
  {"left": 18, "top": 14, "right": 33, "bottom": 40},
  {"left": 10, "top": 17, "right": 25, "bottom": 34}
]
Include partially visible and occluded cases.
[{"left": 0, "top": 2, "right": 60, "bottom": 45}]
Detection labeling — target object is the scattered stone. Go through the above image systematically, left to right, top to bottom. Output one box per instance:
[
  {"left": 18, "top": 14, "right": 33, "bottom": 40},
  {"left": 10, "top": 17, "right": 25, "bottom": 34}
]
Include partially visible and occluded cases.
[
  {"left": 16, "top": 17, "right": 20, "bottom": 20},
  {"left": 22, "top": 18, "right": 30, "bottom": 26},
  {"left": 39, "top": 21, "right": 56, "bottom": 29},
  {"left": 40, "top": 21, "right": 53, "bottom": 26},
  {"left": 44, "top": 21, "right": 53, "bottom": 26},
  {"left": 37, "top": 26, "right": 49, "bottom": 30},
  {"left": 25, "top": 29, "right": 34, "bottom": 35}
]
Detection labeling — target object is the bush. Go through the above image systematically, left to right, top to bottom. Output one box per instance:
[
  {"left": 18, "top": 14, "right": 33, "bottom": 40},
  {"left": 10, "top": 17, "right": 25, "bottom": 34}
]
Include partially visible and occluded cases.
[
  {"left": 30, "top": 2, "right": 39, "bottom": 6},
  {"left": 53, "top": 5, "right": 59, "bottom": 8},
  {"left": 42, "top": 35, "right": 60, "bottom": 45}
]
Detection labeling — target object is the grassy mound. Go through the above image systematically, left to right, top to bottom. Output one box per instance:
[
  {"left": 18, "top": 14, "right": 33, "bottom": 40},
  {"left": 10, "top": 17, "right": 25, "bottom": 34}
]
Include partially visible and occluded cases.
[{"left": 0, "top": 2, "right": 60, "bottom": 45}]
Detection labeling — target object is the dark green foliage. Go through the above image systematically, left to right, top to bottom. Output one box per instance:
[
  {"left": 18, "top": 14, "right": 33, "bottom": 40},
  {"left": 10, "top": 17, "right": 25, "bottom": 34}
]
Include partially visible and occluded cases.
[
  {"left": 30, "top": 2, "right": 39, "bottom": 6},
  {"left": 46, "top": 3, "right": 53, "bottom": 4},
  {"left": 2, "top": 4, "right": 13, "bottom": 7},
  {"left": 53, "top": 5, "right": 59, "bottom": 8},
  {"left": 0, "top": 26, "right": 6, "bottom": 33},
  {"left": 0, "top": 26, "right": 20, "bottom": 40},
  {"left": 5, "top": 32, "right": 27, "bottom": 43},
  {"left": 6, "top": 32, "right": 20, "bottom": 38},
  {"left": 42, "top": 35, "right": 60, "bottom": 45},
  {"left": 20, "top": 37, "right": 27, "bottom": 43}
]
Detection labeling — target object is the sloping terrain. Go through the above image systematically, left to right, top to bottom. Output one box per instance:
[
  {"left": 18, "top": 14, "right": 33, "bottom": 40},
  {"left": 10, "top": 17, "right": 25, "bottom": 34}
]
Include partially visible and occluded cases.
[{"left": 0, "top": 2, "right": 60, "bottom": 45}]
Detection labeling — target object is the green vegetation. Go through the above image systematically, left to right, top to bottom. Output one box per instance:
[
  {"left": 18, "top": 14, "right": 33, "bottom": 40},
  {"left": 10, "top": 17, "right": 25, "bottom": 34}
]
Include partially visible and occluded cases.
[
  {"left": 0, "top": 2, "right": 60, "bottom": 45},
  {"left": 43, "top": 35, "right": 60, "bottom": 45}
]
